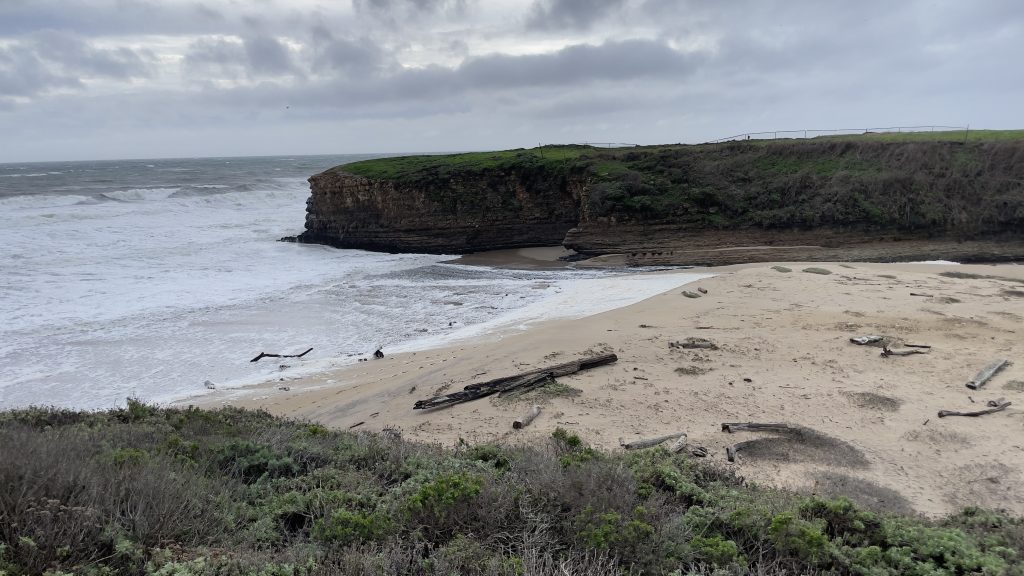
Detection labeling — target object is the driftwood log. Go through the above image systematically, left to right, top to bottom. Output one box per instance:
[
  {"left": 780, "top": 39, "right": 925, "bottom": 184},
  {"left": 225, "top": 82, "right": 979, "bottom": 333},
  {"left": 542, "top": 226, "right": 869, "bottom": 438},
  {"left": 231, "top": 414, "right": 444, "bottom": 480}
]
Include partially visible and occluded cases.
[
  {"left": 250, "top": 347, "right": 313, "bottom": 363},
  {"left": 880, "top": 347, "right": 929, "bottom": 357},
  {"left": 414, "top": 353, "right": 618, "bottom": 410},
  {"left": 966, "top": 359, "right": 1009, "bottom": 390},
  {"left": 938, "top": 401, "right": 1012, "bottom": 418},
  {"left": 513, "top": 405, "right": 542, "bottom": 429},
  {"left": 721, "top": 422, "right": 797, "bottom": 434},
  {"left": 621, "top": 432, "right": 686, "bottom": 450},
  {"left": 667, "top": 435, "right": 689, "bottom": 454}
]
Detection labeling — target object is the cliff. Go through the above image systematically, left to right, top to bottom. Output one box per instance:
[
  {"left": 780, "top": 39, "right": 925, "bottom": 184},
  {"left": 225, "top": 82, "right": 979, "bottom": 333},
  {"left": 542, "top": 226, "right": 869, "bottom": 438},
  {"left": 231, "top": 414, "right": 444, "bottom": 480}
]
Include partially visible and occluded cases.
[
  {"left": 296, "top": 134, "right": 1024, "bottom": 264},
  {"left": 297, "top": 151, "right": 582, "bottom": 253}
]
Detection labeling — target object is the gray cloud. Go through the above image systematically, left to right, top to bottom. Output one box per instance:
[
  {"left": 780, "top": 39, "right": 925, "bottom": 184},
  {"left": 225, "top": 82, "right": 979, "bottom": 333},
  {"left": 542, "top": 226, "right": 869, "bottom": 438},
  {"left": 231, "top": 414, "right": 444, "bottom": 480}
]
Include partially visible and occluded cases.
[
  {"left": 352, "top": 0, "right": 470, "bottom": 17},
  {"left": 525, "top": 0, "right": 625, "bottom": 31},
  {"left": 309, "top": 26, "right": 389, "bottom": 78},
  {"left": 0, "top": 30, "right": 151, "bottom": 100},
  {"left": 183, "top": 34, "right": 301, "bottom": 81},
  {"left": 244, "top": 34, "right": 298, "bottom": 76},
  {"left": 460, "top": 38, "right": 697, "bottom": 88}
]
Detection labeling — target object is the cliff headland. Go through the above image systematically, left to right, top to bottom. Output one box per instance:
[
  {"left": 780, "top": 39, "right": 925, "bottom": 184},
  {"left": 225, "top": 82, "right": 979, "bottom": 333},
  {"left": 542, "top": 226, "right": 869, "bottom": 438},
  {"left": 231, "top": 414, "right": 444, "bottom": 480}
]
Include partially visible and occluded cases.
[{"left": 297, "top": 131, "right": 1024, "bottom": 264}]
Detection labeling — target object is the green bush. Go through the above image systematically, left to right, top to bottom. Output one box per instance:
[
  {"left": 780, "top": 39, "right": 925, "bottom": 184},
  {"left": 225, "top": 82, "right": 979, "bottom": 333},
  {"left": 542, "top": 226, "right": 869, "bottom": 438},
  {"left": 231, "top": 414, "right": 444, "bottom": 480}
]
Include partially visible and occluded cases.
[
  {"left": 405, "top": 472, "right": 482, "bottom": 519},
  {"left": 313, "top": 509, "right": 390, "bottom": 546}
]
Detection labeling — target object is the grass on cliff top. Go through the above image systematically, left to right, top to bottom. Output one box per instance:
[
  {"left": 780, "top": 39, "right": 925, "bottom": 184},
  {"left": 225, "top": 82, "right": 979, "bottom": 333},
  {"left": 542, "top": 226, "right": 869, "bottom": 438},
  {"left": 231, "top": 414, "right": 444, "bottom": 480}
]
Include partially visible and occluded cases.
[
  {"left": 339, "top": 130, "right": 1024, "bottom": 181},
  {"left": 338, "top": 146, "right": 588, "bottom": 181},
  {"left": 2, "top": 402, "right": 1022, "bottom": 576}
]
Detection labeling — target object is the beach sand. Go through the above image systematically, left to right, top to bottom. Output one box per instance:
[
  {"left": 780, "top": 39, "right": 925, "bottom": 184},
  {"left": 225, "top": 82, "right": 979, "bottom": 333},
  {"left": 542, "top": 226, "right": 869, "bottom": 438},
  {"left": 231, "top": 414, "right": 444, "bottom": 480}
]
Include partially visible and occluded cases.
[{"left": 188, "top": 258, "right": 1024, "bottom": 516}]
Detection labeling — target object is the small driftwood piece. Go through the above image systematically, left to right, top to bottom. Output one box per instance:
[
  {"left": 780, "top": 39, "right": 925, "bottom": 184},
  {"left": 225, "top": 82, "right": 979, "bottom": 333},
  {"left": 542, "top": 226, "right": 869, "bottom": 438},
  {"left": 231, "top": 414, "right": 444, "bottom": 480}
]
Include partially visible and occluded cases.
[
  {"left": 697, "top": 287, "right": 708, "bottom": 294},
  {"left": 682, "top": 291, "right": 702, "bottom": 298},
  {"left": 909, "top": 292, "right": 934, "bottom": 297},
  {"left": 850, "top": 335, "right": 884, "bottom": 345},
  {"left": 904, "top": 343, "right": 932, "bottom": 349},
  {"left": 880, "top": 346, "right": 929, "bottom": 357},
  {"left": 250, "top": 347, "right": 313, "bottom": 363},
  {"left": 414, "top": 353, "right": 618, "bottom": 410},
  {"left": 966, "top": 359, "right": 1009, "bottom": 390},
  {"left": 987, "top": 397, "right": 1007, "bottom": 408},
  {"left": 938, "top": 401, "right": 1011, "bottom": 418},
  {"left": 513, "top": 405, "right": 542, "bottom": 429},
  {"left": 721, "top": 422, "right": 795, "bottom": 434},
  {"left": 621, "top": 432, "right": 686, "bottom": 450},
  {"left": 667, "top": 435, "right": 689, "bottom": 454},
  {"left": 726, "top": 445, "right": 738, "bottom": 462}
]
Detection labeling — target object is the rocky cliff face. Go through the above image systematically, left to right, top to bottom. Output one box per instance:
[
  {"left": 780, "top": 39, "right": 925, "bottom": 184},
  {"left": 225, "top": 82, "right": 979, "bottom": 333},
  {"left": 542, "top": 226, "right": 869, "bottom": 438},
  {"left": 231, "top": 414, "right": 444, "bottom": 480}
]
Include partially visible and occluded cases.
[
  {"left": 297, "top": 140, "right": 1024, "bottom": 264},
  {"left": 297, "top": 167, "right": 582, "bottom": 254}
]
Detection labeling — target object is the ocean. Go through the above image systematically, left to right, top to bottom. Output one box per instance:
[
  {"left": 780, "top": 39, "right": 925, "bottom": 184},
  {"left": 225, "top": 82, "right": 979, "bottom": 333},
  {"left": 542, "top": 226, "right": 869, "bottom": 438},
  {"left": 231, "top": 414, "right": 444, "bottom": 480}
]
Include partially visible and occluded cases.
[{"left": 0, "top": 155, "right": 707, "bottom": 409}]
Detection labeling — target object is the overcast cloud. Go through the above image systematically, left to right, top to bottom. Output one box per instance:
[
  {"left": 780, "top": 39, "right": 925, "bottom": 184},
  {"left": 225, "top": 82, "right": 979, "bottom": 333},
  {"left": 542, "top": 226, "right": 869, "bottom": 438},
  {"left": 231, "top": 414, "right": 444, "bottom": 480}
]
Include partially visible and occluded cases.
[{"left": 0, "top": 0, "right": 1021, "bottom": 161}]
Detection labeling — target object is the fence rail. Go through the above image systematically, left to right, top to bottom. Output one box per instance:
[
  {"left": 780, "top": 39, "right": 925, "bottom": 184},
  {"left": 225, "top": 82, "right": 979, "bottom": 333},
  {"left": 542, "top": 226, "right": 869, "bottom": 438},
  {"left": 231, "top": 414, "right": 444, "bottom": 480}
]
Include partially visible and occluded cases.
[
  {"left": 708, "top": 125, "right": 970, "bottom": 144},
  {"left": 538, "top": 142, "right": 639, "bottom": 149}
]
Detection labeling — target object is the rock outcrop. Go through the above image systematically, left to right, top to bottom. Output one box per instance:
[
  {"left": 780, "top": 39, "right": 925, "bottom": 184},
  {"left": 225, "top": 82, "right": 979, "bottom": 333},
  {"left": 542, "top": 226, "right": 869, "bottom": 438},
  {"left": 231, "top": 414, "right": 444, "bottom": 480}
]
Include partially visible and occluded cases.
[{"left": 297, "top": 166, "right": 581, "bottom": 254}]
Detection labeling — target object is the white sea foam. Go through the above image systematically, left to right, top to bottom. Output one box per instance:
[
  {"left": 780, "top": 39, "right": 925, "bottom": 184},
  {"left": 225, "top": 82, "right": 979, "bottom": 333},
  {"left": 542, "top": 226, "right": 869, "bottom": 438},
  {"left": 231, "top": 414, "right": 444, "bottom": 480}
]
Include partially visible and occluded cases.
[
  {"left": 101, "top": 187, "right": 180, "bottom": 202},
  {"left": 0, "top": 194, "right": 91, "bottom": 209}
]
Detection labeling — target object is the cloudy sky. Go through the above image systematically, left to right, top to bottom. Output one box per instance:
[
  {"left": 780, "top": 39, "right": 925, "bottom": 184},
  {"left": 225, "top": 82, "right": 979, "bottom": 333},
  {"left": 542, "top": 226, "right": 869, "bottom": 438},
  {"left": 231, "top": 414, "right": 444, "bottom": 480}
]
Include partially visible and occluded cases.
[{"left": 1, "top": 0, "right": 1021, "bottom": 161}]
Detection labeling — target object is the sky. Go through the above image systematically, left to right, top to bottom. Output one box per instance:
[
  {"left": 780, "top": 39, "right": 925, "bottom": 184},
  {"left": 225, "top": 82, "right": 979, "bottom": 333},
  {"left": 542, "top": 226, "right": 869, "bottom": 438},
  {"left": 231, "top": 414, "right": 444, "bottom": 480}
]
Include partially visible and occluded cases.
[{"left": 0, "top": 0, "right": 1021, "bottom": 162}]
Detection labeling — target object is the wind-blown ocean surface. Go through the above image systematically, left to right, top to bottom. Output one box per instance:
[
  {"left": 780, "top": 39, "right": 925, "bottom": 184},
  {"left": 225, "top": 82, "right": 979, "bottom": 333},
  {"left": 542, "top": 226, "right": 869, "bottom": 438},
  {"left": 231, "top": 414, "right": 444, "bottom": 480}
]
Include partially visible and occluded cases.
[{"left": 0, "top": 155, "right": 707, "bottom": 409}]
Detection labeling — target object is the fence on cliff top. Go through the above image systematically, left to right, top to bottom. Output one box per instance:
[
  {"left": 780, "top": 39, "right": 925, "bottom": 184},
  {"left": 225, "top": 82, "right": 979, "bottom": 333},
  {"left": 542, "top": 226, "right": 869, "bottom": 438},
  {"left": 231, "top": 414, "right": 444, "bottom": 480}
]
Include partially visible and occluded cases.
[{"left": 707, "top": 125, "right": 970, "bottom": 143}]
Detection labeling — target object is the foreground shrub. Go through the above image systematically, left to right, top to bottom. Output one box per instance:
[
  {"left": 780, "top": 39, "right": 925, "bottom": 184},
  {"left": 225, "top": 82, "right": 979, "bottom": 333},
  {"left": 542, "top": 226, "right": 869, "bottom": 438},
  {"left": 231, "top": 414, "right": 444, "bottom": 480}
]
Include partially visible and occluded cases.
[{"left": 0, "top": 404, "right": 1020, "bottom": 575}]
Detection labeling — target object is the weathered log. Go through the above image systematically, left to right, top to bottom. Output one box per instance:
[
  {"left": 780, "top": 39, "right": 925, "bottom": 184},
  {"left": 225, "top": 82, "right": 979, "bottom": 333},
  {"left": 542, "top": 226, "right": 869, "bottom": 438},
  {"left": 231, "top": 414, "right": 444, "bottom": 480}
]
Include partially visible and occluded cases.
[
  {"left": 682, "top": 291, "right": 703, "bottom": 298},
  {"left": 909, "top": 293, "right": 934, "bottom": 297},
  {"left": 850, "top": 335, "right": 884, "bottom": 345},
  {"left": 904, "top": 343, "right": 932, "bottom": 349},
  {"left": 250, "top": 347, "right": 313, "bottom": 363},
  {"left": 880, "top": 347, "right": 929, "bottom": 357},
  {"left": 414, "top": 353, "right": 618, "bottom": 410},
  {"left": 464, "top": 353, "right": 617, "bottom": 391},
  {"left": 966, "top": 359, "right": 1009, "bottom": 390},
  {"left": 498, "top": 373, "right": 555, "bottom": 397},
  {"left": 938, "top": 401, "right": 1011, "bottom": 418},
  {"left": 513, "top": 405, "right": 542, "bottom": 429},
  {"left": 721, "top": 422, "right": 795, "bottom": 434},
  {"left": 621, "top": 431, "right": 687, "bottom": 450},
  {"left": 667, "top": 435, "right": 689, "bottom": 454},
  {"left": 726, "top": 445, "right": 738, "bottom": 462}
]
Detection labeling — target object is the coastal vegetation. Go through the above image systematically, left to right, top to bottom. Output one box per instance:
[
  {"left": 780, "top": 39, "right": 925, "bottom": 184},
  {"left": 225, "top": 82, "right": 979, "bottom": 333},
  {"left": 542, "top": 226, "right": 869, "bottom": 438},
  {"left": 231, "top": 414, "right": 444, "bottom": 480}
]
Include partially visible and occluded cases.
[
  {"left": 338, "top": 131, "right": 1024, "bottom": 237},
  {"left": 2, "top": 403, "right": 1021, "bottom": 575}
]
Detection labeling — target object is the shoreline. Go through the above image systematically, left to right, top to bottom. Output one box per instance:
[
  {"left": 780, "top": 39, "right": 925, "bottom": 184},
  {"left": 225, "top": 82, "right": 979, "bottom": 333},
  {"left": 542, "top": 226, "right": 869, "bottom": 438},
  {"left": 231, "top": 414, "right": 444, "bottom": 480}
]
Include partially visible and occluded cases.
[{"left": 182, "top": 259, "right": 1024, "bottom": 516}]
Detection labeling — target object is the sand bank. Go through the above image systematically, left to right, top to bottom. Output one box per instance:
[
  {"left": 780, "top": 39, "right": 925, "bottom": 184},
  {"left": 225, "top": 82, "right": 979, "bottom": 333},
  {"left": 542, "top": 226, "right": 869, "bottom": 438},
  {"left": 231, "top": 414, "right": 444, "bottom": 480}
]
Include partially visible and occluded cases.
[{"left": 187, "top": 261, "right": 1024, "bottom": 516}]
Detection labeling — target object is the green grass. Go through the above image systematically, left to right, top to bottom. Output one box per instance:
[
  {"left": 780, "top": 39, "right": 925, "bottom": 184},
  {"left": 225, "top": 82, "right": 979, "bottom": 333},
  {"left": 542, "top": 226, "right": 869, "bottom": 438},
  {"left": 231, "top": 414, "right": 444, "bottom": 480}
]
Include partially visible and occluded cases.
[
  {"left": 811, "top": 129, "right": 1024, "bottom": 143},
  {"left": 339, "top": 146, "right": 588, "bottom": 181},
  {"left": 1, "top": 404, "right": 1022, "bottom": 575}
]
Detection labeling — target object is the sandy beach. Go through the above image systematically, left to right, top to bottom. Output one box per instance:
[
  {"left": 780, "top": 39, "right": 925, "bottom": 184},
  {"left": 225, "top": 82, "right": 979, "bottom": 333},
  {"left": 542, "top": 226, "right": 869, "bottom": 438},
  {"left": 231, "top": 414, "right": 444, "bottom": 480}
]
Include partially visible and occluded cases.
[{"left": 188, "top": 256, "right": 1024, "bottom": 517}]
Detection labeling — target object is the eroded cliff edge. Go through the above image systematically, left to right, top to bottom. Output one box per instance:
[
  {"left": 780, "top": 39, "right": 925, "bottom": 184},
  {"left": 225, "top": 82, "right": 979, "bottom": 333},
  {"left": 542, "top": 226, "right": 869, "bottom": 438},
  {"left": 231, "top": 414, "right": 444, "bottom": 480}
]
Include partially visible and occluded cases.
[
  {"left": 297, "top": 138, "right": 1024, "bottom": 264},
  {"left": 297, "top": 153, "right": 582, "bottom": 254}
]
